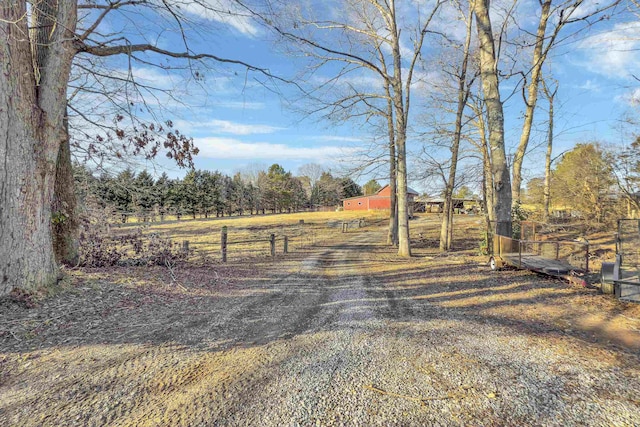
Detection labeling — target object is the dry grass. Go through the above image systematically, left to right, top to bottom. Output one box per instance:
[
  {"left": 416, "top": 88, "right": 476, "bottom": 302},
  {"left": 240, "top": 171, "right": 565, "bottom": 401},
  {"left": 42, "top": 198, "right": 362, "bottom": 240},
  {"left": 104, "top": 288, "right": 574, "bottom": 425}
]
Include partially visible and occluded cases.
[{"left": 109, "top": 211, "right": 389, "bottom": 262}]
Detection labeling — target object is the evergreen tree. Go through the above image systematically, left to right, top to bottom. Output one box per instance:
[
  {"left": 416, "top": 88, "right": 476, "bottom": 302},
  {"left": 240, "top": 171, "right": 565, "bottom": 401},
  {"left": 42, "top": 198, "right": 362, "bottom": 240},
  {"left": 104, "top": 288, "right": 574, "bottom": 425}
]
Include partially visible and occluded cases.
[
  {"left": 551, "top": 143, "right": 614, "bottom": 223},
  {"left": 109, "top": 169, "right": 136, "bottom": 222},
  {"left": 133, "top": 170, "right": 155, "bottom": 221},
  {"left": 182, "top": 170, "right": 200, "bottom": 219},
  {"left": 316, "top": 172, "right": 341, "bottom": 207},
  {"left": 155, "top": 173, "right": 172, "bottom": 221},
  {"left": 340, "top": 178, "right": 362, "bottom": 199},
  {"left": 363, "top": 179, "right": 382, "bottom": 195}
]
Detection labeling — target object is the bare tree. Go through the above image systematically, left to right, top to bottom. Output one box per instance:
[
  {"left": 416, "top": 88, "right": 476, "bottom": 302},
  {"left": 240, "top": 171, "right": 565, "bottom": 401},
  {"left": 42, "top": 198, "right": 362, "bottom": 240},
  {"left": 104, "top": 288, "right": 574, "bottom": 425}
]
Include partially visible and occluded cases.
[
  {"left": 247, "top": 0, "right": 443, "bottom": 256},
  {"left": 438, "top": 0, "right": 475, "bottom": 251},
  {"left": 473, "top": 0, "right": 512, "bottom": 237},
  {"left": 510, "top": 0, "right": 622, "bottom": 203},
  {"left": 541, "top": 77, "right": 559, "bottom": 222},
  {"left": 464, "top": 93, "right": 495, "bottom": 236},
  {"left": 297, "top": 163, "right": 325, "bottom": 208}
]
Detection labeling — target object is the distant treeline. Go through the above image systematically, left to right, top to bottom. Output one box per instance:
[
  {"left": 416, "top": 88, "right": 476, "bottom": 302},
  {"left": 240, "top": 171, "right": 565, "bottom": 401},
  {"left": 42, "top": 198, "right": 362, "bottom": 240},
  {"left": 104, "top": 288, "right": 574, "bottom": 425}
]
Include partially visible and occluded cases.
[{"left": 74, "top": 163, "right": 364, "bottom": 222}]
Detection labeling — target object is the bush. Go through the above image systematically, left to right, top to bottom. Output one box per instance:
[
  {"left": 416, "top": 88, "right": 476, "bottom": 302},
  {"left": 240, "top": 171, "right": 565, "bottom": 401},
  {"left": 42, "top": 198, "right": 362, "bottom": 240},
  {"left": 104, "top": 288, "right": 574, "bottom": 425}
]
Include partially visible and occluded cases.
[
  {"left": 511, "top": 201, "right": 530, "bottom": 239},
  {"left": 78, "top": 226, "right": 189, "bottom": 267}
]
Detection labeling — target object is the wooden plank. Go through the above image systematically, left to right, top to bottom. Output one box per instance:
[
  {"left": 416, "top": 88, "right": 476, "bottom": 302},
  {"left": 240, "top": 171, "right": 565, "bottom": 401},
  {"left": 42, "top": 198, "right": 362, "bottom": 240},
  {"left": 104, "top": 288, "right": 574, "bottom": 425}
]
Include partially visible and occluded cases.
[
  {"left": 490, "top": 233, "right": 589, "bottom": 279},
  {"left": 502, "top": 254, "right": 572, "bottom": 275}
]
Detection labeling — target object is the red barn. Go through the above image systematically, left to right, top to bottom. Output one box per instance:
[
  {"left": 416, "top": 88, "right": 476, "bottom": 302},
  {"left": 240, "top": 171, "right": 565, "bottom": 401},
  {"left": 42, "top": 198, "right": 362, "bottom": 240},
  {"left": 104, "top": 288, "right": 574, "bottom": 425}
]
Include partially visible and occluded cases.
[{"left": 343, "top": 185, "right": 419, "bottom": 211}]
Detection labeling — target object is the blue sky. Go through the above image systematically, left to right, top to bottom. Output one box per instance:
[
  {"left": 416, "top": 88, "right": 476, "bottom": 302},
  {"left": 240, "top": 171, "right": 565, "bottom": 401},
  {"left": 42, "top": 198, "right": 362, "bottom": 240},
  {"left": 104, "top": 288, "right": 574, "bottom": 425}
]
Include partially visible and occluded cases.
[{"left": 77, "top": 0, "right": 640, "bottom": 193}]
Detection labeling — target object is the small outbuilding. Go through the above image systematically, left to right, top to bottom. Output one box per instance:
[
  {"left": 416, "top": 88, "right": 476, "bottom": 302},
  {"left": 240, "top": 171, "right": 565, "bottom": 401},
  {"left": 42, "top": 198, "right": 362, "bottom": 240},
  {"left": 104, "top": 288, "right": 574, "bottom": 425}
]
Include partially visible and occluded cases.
[
  {"left": 343, "top": 185, "right": 419, "bottom": 213},
  {"left": 416, "top": 196, "right": 481, "bottom": 214}
]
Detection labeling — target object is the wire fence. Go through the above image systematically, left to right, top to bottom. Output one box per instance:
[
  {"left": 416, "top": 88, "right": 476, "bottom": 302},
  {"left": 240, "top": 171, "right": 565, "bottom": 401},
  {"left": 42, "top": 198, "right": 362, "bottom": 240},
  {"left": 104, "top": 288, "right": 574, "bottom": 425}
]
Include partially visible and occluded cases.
[
  {"left": 86, "top": 216, "right": 375, "bottom": 266},
  {"left": 618, "top": 219, "right": 640, "bottom": 282},
  {"left": 492, "top": 233, "right": 590, "bottom": 272}
]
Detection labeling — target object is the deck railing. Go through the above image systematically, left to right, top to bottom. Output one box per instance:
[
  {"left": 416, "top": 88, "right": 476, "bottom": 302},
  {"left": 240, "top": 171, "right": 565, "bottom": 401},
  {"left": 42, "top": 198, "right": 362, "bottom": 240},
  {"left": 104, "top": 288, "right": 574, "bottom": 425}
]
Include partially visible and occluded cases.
[{"left": 492, "top": 233, "right": 590, "bottom": 272}]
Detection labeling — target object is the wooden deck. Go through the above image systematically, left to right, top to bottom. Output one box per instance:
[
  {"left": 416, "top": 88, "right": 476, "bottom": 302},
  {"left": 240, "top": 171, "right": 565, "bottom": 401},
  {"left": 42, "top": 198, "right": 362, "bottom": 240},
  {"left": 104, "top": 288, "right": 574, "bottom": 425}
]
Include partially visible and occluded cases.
[
  {"left": 491, "top": 233, "right": 589, "bottom": 283},
  {"left": 501, "top": 252, "right": 574, "bottom": 275}
]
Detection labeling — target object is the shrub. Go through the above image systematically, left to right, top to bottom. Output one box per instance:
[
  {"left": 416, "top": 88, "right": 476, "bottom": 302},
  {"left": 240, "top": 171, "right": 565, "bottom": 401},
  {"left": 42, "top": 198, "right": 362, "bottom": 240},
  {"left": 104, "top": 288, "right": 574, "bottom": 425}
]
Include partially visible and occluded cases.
[{"left": 79, "top": 226, "right": 189, "bottom": 267}]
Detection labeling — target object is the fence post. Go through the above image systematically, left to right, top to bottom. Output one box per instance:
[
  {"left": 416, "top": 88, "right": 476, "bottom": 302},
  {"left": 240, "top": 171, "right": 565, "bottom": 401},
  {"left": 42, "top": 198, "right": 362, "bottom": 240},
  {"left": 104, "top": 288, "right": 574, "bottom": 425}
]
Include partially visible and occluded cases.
[
  {"left": 342, "top": 222, "right": 348, "bottom": 233},
  {"left": 221, "top": 226, "right": 227, "bottom": 262},
  {"left": 270, "top": 234, "right": 276, "bottom": 256},
  {"left": 284, "top": 236, "right": 288, "bottom": 254},
  {"left": 182, "top": 240, "right": 189, "bottom": 255},
  {"left": 518, "top": 240, "right": 522, "bottom": 269},
  {"left": 555, "top": 242, "right": 560, "bottom": 260},
  {"left": 585, "top": 242, "right": 590, "bottom": 272}
]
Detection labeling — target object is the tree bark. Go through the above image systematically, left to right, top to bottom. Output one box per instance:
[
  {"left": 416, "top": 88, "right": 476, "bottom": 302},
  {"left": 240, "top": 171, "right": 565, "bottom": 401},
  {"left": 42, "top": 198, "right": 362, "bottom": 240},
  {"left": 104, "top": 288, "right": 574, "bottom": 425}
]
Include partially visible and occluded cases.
[
  {"left": 389, "top": 0, "right": 411, "bottom": 257},
  {"left": 473, "top": 0, "right": 512, "bottom": 237},
  {"left": 0, "top": 1, "right": 78, "bottom": 295},
  {"left": 542, "top": 81, "right": 557, "bottom": 223},
  {"left": 385, "top": 82, "right": 398, "bottom": 247},
  {"left": 474, "top": 101, "right": 495, "bottom": 246},
  {"left": 479, "top": 116, "right": 495, "bottom": 224},
  {"left": 53, "top": 133, "right": 79, "bottom": 265}
]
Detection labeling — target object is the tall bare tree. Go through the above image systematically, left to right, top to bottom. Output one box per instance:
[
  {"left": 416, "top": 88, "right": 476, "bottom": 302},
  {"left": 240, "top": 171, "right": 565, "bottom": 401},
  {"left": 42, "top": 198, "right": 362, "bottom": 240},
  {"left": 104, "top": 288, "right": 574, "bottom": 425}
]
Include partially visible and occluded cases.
[
  {"left": 248, "top": 0, "right": 443, "bottom": 256},
  {"left": 438, "top": 0, "right": 475, "bottom": 251},
  {"left": 473, "top": 0, "right": 512, "bottom": 237},
  {"left": 511, "top": 0, "right": 622, "bottom": 203},
  {"left": 541, "top": 78, "right": 558, "bottom": 222},
  {"left": 463, "top": 92, "right": 495, "bottom": 238}
]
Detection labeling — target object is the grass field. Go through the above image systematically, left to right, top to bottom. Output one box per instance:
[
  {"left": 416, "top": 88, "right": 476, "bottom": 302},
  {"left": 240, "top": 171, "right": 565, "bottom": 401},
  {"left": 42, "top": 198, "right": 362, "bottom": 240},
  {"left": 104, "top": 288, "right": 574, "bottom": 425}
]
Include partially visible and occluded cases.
[
  {"left": 93, "top": 209, "right": 621, "bottom": 272},
  {"left": 107, "top": 210, "right": 392, "bottom": 262}
]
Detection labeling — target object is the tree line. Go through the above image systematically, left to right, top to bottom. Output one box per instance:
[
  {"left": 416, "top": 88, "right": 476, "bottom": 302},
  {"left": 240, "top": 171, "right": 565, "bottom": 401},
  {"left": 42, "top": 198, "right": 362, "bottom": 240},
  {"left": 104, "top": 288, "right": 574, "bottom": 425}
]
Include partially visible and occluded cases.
[
  {"left": 524, "top": 141, "right": 640, "bottom": 225},
  {"left": 75, "top": 164, "right": 363, "bottom": 223}
]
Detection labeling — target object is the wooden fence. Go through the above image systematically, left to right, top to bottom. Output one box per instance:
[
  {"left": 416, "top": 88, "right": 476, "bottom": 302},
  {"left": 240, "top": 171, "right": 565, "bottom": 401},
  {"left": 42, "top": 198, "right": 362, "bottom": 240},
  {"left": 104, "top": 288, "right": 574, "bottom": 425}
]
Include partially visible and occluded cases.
[
  {"left": 97, "top": 217, "right": 379, "bottom": 265},
  {"left": 176, "top": 219, "right": 321, "bottom": 263}
]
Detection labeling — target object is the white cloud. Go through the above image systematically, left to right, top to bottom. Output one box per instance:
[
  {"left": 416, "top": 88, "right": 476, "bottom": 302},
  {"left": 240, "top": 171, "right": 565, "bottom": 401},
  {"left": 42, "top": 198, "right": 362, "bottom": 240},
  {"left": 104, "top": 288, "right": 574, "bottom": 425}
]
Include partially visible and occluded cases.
[
  {"left": 178, "top": 0, "right": 260, "bottom": 36},
  {"left": 570, "top": 0, "right": 608, "bottom": 20},
  {"left": 430, "top": 1, "right": 468, "bottom": 43},
  {"left": 577, "top": 21, "right": 640, "bottom": 79},
  {"left": 106, "top": 67, "right": 179, "bottom": 90},
  {"left": 130, "top": 67, "right": 177, "bottom": 88},
  {"left": 310, "top": 72, "right": 384, "bottom": 93},
  {"left": 578, "top": 79, "right": 601, "bottom": 92},
  {"left": 616, "top": 88, "right": 640, "bottom": 106},
  {"left": 215, "top": 101, "right": 265, "bottom": 110},
  {"left": 175, "top": 119, "right": 284, "bottom": 135},
  {"left": 312, "top": 135, "right": 363, "bottom": 143},
  {"left": 195, "top": 137, "right": 359, "bottom": 160}
]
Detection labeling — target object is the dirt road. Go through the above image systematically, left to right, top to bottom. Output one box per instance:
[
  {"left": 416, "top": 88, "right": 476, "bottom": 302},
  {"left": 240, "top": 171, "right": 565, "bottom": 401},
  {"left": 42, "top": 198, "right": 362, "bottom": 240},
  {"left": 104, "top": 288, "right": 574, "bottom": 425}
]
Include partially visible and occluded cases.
[{"left": 1, "top": 227, "right": 639, "bottom": 426}]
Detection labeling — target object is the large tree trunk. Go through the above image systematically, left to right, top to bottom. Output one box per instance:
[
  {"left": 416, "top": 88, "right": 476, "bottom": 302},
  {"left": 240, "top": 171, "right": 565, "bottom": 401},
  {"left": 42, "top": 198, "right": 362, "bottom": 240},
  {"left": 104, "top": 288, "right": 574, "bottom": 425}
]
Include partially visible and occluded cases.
[
  {"left": 389, "top": 0, "right": 411, "bottom": 257},
  {"left": 474, "top": 0, "right": 512, "bottom": 237},
  {"left": 511, "top": 0, "right": 552, "bottom": 203},
  {"left": 0, "top": 1, "right": 78, "bottom": 295},
  {"left": 439, "top": 3, "right": 473, "bottom": 252},
  {"left": 542, "top": 80, "right": 557, "bottom": 223},
  {"left": 385, "top": 83, "right": 398, "bottom": 247},
  {"left": 470, "top": 97, "right": 494, "bottom": 228},
  {"left": 480, "top": 113, "right": 495, "bottom": 249},
  {"left": 53, "top": 115, "right": 79, "bottom": 265},
  {"left": 479, "top": 116, "right": 495, "bottom": 224},
  {"left": 395, "top": 128, "right": 411, "bottom": 257},
  {"left": 388, "top": 139, "right": 398, "bottom": 247}
]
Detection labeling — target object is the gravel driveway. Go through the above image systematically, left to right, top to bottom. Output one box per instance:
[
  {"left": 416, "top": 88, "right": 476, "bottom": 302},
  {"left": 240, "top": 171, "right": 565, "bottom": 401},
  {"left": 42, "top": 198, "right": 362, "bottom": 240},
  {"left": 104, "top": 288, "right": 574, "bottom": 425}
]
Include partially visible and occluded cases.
[{"left": 1, "top": 228, "right": 639, "bottom": 426}]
